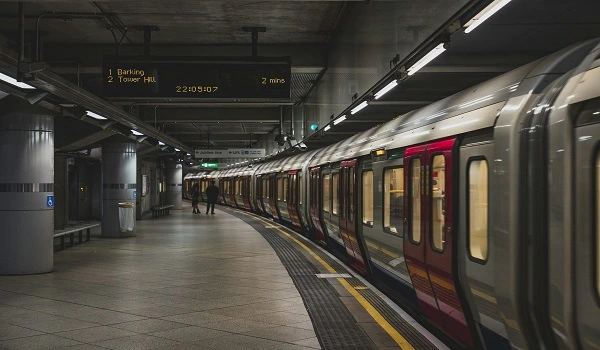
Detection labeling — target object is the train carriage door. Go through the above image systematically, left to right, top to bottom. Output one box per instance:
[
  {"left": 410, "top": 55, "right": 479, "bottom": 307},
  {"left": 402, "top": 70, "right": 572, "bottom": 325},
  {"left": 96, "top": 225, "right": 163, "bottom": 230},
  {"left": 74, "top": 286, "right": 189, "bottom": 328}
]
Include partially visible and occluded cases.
[
  {"left": 574, "top": 98, "right": 600, "bottom": 349},
  {"left": 405, "top": 139, "right": 475, "bottom": 347},
  {"left": 404, "top": 144, "right": 440, "bottom": 325},
  {"left": 340, "top": 160, "right": 368, "bottom": 274},
  {"left": 310, "top": 167, "right": 327, "bottom": 246},
  {"left": 287, "top": 171, "right": 302, "bottom": 231},
  {"left": 297, "top": 171, "right": 309, "bottom": 234},
  {"left": 269, "top": 174, "right": 280, "bottom": 222},
  {"left": 243, "top": 176, "right": 251, "bottom": 210}
]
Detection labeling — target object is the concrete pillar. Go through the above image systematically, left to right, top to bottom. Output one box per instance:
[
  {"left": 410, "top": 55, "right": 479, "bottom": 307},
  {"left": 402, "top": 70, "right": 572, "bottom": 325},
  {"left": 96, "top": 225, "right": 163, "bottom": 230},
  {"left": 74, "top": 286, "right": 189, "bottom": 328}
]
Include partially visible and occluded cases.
[
  {"left": 0, "top": 98, "right": 54, "bottom": 274},
  {"left": 102, "top": 142, "right": 136, "bottom": 237},
  {"left": 165, "top": 161, "right": 182, "bottom": 209}
]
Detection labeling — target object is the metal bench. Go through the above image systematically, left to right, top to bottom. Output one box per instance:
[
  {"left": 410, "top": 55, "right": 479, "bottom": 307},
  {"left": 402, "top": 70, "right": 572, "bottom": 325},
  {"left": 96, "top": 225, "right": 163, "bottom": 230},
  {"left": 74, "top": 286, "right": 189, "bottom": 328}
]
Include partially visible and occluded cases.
[
  {"left": 151, "top": 204, "right": 174, "bottom": 218},
  {"left": 53, "top": 222, "right": 100, "bottom": 251}
]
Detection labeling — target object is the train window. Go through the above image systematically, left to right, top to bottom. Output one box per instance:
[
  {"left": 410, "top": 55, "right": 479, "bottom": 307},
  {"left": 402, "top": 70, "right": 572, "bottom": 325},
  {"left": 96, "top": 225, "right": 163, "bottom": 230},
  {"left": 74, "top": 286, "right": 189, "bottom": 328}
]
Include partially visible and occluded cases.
[
  {"left": 596, "top": 152, "right": 600, "bottom": 296},
  {"left": 431, "top": 155, "right": 446, "bottom": 252},
  {"left": 410, "top": 158, "right": 421, "bottom": 243},
  {"left": 468, "top": 159, "right": 489, "bottom": 262},
  {"left": 384, "top": 167, "right": 404, "bottom": 235},
  {"left": 349, "top": 168, "right": 355, "bottom": 223},
  {"left": 363, "top": 171, "right": 374, "bottom": 226},
  {"left": 311, "top": 172, "right": 317, "bottom": 207},
  {"left": 299, "top": 173, "right": 303, "bottom": 205},
  {"left": 309, "top": 173, "right": 314, "bottom": 206},
  {"left": 332, "top": 173, "right": 339, "bottom": 215},
  {"left": 323, "top": 174, "right": 331, "bottom": 213},
  {"left": 289, "top": 175, "right": 294, "bottom": 203},
  {"left": 277, "top": 177, "right": 283, "bottom": 201},
  {"left": 283, "top": 177, "right": 289, "bottom": 203},
  {"left": 263, "top": 178, "right": 269, "bottom": 199}
]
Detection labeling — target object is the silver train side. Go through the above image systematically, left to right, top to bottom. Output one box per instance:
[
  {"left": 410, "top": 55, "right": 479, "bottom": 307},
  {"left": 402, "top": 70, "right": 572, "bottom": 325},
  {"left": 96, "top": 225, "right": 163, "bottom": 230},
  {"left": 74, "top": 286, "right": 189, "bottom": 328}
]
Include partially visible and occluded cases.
[{"left": 185, "top": 40, "right": 600, "bottom": 349}]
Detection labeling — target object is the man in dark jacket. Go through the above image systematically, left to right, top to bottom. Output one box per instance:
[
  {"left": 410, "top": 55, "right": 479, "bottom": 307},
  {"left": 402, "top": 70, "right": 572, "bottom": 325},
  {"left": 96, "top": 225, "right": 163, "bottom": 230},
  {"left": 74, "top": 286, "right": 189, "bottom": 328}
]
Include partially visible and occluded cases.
[{"left": 205, "top": 180, "right": 220, "bottom": 214}]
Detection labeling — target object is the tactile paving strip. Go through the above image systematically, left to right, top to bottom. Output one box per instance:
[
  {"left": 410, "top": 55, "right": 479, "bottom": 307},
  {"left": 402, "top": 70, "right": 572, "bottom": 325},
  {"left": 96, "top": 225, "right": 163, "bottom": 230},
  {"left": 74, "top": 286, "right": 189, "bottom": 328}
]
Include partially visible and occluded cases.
[
  {"left": 229, "top": 209, "right": 376, "bottom": 350},
  {"left": 229, "top": 209, "right": 439, "bottom": 350},
  {"left": 302, "top": 236, "right": 438, "bottom": 350}
]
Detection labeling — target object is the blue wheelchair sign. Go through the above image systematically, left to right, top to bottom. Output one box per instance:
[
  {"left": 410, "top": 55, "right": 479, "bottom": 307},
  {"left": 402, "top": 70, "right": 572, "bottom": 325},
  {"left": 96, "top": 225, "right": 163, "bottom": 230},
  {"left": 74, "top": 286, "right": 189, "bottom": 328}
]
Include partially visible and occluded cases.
[
  {"left": 133, "top": 190, "right": 136, "bottom": 199},
  {"left": 46, "top": 195, "right": 55, "bottom": 208}
]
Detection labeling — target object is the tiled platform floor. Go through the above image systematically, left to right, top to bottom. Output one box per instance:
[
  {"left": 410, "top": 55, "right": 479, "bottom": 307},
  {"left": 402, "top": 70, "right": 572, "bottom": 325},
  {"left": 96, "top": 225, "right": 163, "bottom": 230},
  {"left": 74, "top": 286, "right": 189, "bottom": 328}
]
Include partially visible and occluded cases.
[{"left": 0, "top": 205, "right": 320, "bottom": 350}]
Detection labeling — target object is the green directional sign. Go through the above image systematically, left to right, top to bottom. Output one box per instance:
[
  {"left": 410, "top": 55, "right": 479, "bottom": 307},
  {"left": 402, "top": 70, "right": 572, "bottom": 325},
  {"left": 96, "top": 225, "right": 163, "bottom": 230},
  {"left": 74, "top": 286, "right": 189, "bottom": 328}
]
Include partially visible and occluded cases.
[{"left": 201, "top": 163, "right": 218, "bottom": 168}]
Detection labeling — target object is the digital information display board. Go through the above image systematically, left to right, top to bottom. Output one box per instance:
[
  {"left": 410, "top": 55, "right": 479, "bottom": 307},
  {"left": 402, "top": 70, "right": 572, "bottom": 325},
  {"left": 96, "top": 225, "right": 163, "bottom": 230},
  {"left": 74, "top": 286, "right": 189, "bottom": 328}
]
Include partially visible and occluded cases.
[{"left": 102, "top": 56, "right": 291, "bottom": 99}]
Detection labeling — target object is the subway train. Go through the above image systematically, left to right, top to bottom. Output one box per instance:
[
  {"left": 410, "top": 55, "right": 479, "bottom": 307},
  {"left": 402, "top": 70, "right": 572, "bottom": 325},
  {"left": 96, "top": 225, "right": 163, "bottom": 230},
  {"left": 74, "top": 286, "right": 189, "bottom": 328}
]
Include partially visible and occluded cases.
[{"left": 184, "top": 40, "right": 600, "bottom": 349}]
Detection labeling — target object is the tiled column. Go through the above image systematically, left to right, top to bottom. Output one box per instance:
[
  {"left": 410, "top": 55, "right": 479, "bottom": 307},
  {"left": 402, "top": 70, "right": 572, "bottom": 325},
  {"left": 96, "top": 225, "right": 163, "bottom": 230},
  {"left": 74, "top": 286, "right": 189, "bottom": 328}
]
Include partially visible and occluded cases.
[
  {"left": 0, "top": 97, "right": 54, "bottom": 274},
  {"left": 102, "top": 142, "right": 136, "bottom": 237},
  {"left": 165, "top": 161, "right": 182, "bottom": 209}
]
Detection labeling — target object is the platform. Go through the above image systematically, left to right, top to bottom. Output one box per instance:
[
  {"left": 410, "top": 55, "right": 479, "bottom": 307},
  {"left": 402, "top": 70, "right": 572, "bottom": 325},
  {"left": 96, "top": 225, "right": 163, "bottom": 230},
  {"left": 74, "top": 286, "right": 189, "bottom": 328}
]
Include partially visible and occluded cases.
[{"left": 0, "top": 203, "right": 447, "bottom": 350}]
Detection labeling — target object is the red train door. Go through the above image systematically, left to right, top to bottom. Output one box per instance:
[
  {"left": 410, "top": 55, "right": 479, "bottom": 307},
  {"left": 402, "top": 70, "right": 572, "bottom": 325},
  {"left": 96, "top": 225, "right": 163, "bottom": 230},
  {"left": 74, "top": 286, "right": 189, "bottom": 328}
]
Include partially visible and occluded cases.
[
  {"left": 404, "top": 138, "right": 474, "bottom": 347},
  {"left": 339, "top": 160, "right": 367, "bottom": 274},
  {"left": 309, "top": 167, "right": 327, "bottom": 246},
  {"left": 287, "top": 171, "right": 302, "bottom": 231}
]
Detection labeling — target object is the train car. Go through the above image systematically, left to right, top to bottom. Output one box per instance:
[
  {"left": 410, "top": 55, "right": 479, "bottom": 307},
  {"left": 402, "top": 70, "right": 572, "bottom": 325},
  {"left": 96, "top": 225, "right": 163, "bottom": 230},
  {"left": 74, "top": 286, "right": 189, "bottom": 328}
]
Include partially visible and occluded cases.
[
  {"left": 183, "top": 40, "right": 600, "bottom": 349},
  {"left": 233, "top": 167, "right": 254, "bottom": 211},
  {"left": 182, "top": 172, "right": 198, "bottom": 200}
]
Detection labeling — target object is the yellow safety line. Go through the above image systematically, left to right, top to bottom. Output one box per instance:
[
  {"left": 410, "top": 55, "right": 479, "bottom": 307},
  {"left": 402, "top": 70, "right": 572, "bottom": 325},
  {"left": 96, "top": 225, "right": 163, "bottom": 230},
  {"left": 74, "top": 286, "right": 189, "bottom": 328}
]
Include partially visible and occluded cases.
[{"left": 238, "top": 210, "right": 416, "bottom": 350}]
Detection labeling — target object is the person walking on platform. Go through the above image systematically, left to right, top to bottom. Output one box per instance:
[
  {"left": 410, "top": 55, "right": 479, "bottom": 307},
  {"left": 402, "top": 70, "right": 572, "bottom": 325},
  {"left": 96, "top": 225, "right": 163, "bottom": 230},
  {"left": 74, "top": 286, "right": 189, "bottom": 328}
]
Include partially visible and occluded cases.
[
  {"left": 205, "top": 180, "right": 219, "bottom": 214},
  {"left": 191, "top": 183, "right": 200, "bottom": 214}
]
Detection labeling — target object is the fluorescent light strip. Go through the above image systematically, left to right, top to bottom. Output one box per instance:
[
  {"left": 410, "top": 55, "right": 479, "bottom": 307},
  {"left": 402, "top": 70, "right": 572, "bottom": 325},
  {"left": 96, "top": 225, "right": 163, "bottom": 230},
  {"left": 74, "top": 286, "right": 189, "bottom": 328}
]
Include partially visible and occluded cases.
[
  {"left": 464, "top": 0, "right": 512, "bottom": 34},
  {"left": 407, "top": 44, "right": 446, "bottom": 76},
  {"left": 0, "top": 72, "right": 35, "bottom": 89},
  {"left": 374, "top": 80, "right": 398, "bottom": 100},
  {"left": 351, "top": 101, "right": 369, "bottom": 114},
  {"left": 86, "top": 111, "right": 107, "bottom": 120},
  {"left": 333, "top": 115, "right": 347, "bottom": 125},
  {"left": 324, "top": 125, "right": 331, "bottom": 132},
  {"left": 130, "top": 129, "right": 144, "bottom": 136},
  {"left": 158, "top": 141, "right": 165, "bottom": 146}
]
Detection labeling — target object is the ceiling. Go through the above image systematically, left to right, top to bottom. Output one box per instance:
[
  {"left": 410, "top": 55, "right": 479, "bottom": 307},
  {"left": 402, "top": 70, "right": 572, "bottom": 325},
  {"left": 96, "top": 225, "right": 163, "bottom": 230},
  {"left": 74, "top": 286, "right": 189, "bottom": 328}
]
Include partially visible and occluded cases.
[{"left": 0, "top": 0, "right": 599, "bottom": 166}]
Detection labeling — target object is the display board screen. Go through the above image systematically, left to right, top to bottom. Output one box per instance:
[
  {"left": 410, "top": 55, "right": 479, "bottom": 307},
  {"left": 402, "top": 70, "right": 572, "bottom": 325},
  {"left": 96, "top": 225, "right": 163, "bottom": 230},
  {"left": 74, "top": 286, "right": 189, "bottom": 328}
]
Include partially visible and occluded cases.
[{"left": 102, "top": 56, "right": 291, "bottom": 99}]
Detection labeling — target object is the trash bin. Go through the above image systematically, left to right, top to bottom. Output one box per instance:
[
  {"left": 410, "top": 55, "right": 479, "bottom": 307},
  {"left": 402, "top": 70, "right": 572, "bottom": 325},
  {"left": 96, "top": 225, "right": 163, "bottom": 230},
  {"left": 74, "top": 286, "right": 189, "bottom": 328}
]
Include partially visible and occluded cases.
[{"left": 118, "top": 202, "right": 135, "bottom": 233}]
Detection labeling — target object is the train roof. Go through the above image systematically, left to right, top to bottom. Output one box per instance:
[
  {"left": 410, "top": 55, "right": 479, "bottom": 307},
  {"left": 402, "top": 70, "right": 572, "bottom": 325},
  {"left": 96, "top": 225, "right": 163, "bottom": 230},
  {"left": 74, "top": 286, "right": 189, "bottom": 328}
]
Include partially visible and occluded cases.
[
  {"left": 308, "top": 39, "right": 600, "bottom": 167},
  {"left": 218, "top": 40, "right": 600, "bottom": 174}
]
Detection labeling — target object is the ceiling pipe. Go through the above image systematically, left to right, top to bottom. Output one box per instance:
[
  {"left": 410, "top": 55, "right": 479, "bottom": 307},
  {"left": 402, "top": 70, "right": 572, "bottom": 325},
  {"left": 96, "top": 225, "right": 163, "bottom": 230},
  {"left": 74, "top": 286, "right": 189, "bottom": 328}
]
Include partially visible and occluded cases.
[{"left": 14, "top": 65, "right": 193, "bottom": 152}]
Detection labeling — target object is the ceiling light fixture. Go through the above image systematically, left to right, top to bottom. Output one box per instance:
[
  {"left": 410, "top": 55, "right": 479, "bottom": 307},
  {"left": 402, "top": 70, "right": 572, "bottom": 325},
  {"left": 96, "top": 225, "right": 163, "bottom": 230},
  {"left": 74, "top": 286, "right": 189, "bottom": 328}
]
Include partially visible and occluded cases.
[
  {"left": 464, "top": 0, "right": 512, "bottom": 34},
  {"left": 407, "top": 43, "right": 446, "bottom": 76},
  {"left": 0, "top": 72, "right": 35, "bottom": 89},
  {"left": 374, "top": 80, "right": 398, "bottom": 100},
  {"left": 351, "top": 101, "right": 369, "bottom": 115},
  {"left": 86, "top": 111, "right": 107, "bottom": 120},
  {"left": 333, "top": 115, "right": 347, "bottom": 125},
  {"left": 324, "top": 125, "right": 331, "bottom": 132},
  {"left": 130, "top": 129, "right": 144, "bottom": 136},
  {"left": 158, "top": 141, "right": 165, "bottom": 146},
  {"left": 174, "top": 148, "right": 180, "bottom": 152}
]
